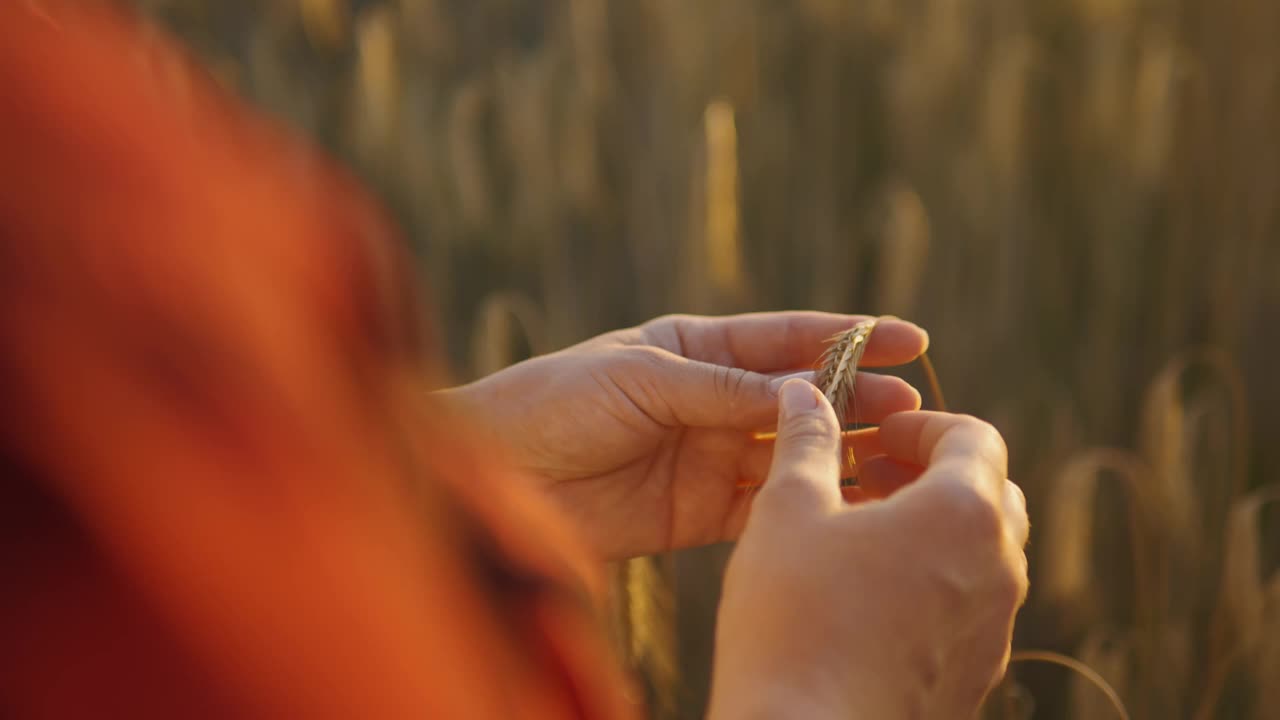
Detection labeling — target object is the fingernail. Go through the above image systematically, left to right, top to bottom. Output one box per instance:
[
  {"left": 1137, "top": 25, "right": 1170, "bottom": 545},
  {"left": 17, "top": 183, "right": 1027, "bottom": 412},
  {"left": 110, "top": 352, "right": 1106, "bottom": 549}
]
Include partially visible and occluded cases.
[
  {"left": 769, "top": 371, "right": 814, "bottom": 396},
  {"left": 779, "top": 378, "right": 818, "bottom": 418}
]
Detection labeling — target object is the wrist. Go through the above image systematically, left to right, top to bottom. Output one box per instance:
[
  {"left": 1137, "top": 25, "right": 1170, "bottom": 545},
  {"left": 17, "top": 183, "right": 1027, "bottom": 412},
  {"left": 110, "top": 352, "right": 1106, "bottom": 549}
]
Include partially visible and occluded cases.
[
  {"left": 708, "top": 646, "right": 910, "bottom": 720},
  {"left": 709, "top": 655, "right": 866, "bottom": 720},
  {"left": 707, "top": 682, "right": 854, "bottom": 720}
]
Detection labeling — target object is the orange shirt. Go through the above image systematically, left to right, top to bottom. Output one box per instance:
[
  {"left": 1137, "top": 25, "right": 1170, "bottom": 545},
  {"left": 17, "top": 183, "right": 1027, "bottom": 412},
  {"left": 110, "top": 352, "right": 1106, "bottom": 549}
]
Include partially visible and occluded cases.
[{"left": 0, "top": 2, "right": 637, "bottom": 717}]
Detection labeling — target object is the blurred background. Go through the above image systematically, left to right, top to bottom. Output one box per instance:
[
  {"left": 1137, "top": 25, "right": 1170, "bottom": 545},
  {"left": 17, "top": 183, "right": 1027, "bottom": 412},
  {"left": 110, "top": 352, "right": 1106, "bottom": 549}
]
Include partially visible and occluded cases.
[{"left": 132, "top": 0, "right": 1279, "bottom": 717}]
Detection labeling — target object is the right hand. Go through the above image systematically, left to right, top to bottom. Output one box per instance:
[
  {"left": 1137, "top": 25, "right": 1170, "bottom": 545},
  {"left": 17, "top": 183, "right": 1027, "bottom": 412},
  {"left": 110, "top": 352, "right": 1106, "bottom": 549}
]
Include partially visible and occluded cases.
[{"left": 708, "top": 380, "right": 1029, "bottom": 720}]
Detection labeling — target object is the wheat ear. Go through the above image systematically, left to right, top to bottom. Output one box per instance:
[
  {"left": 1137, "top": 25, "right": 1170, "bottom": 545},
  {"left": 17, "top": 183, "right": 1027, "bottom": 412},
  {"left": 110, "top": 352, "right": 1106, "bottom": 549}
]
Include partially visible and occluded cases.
[
  {"left": 815, "top": 319, "right": 878, "bottom": 431},
  {"left": 739, "top": 320, "right": 878, "bottom": 491},
  {"left": 814, "top": 320, "right": 877, "bottom": 480}
]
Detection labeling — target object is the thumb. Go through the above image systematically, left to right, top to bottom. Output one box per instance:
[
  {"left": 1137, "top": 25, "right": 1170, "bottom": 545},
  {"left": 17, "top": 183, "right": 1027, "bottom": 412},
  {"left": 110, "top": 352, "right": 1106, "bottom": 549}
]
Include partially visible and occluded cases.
[{"left": 756, "top": 379, "right": 843, "bottom": 517}]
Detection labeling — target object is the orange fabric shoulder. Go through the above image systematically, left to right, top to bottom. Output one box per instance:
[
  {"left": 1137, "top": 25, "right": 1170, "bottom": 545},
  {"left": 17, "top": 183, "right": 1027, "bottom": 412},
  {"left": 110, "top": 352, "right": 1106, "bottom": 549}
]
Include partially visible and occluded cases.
[{"left": 0, "top": 2, "right": 637, "bottom": 718}]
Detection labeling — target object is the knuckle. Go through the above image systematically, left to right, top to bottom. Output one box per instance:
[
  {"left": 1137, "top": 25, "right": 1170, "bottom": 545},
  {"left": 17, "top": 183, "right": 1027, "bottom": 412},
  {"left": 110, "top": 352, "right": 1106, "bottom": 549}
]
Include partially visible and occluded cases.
[
  {"left": 648, "top": 313, "right": 691, "bottom": 327},
  {"left": 642, "top": 314, "right": 695, "bottom": 345},
  {"left": 619, "top": 344, "right": 670, "bottom": 371},
  {"left": 713, "top": 365, "right": 752, "bottom": 404},
  {"left": 956, "top": 413, "right": 995, "bottom": 434},
  {"left": 779, "top": 414, "right": 836, "bottom": 449},
  {"left": 954, "top": 414, "right": 1006, "bottom": 448},
  {"left": 927, "top": 415, "right": 1009, "bottom": 478},
  {"left": 758, "top": 475, "right": 824, "bottom": 511},
  {"left": 757, "top": 479, "right": 833, "bottom": 521},
  {"left": 1005, "top": 479, "right": 1026, "bottom": 509},
  {"left": 934, "top": 480, "right": 1004, "bottom": 541},
  {"left": 972, "top": 546, "right": 1029, "bottom": 615},
  {"left": 1009, "top": 554, "right": 1031, "bottom": 606},
  {"left": 926, "top": 564, "right": 972, "bottom": 608},
  {"left": 993, "top": 567, "right": 1026, "bottom": 612},
  {"left": 971, "top": 643, "right": 1013, "bottom": 704}
]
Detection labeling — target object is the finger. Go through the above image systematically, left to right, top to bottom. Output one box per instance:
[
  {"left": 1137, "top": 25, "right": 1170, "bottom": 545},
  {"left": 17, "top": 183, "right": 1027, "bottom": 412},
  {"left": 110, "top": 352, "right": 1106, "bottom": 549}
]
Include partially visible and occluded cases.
[
  {"left": 639, "top": 312, "right": 929, "bottom": 372},
  {"left": 649, "top": 354, "right": 920, "bottom": 431},
  {"left": 754, "top": 379, "right": 843, "bottom": 517},
  {"left": 877, "top": 411, "right": 1008, "bottom": 484},
  {"left": 872, "top": 414, "right": 1014, "bottom": 551},
  {"left": 737, "top": 428, "right": 884, "bottom": 487},
  {"left": 855, "top": 456, "right": 925, "bottom": 499},
  {"left": 724, "top": 469, "right": 872, "bottom": 541},
  {"left": 1003, "top": 480, "right": 1029, "bottom": 547},
  {"left": 840, "top": 485, "right": 869, "bottom": 504}
]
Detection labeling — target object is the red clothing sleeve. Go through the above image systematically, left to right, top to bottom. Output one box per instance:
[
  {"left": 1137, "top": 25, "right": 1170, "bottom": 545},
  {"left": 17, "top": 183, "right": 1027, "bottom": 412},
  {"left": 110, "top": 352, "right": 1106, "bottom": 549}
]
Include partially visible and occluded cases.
[{"left": 0, "top": 2, "right": 638, "bottom": 718}]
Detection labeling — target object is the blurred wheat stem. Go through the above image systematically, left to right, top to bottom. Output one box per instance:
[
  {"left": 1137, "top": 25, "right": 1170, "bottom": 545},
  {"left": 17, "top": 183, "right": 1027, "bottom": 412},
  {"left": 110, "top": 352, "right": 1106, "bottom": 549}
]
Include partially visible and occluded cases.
[
  {"left": 702, "top": 99, "right": 743, "bottom": 295},
  {"left": 918, "top": 351, "right": 946, "bottom": 411},
  {"left": 1040, "top": 450, "right": 1154, "bottom": 626},
  {"left": 1194, "top": 486, "right": 1280, "bottom": 720},
  {"left": 610, "top": 557, "right": 677, "bottom": 716},
  {"left": 1192, "top": 642, "right": 1247, "bottom": 720},
  {"left": 1009, "top": 650, "right": 1130, "bottom": 720}
]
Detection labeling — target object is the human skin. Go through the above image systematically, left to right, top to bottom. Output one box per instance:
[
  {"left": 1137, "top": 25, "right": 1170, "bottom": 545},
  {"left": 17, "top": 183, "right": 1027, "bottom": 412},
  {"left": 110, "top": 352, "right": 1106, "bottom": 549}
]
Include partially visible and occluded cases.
[
  {"left": 441, "top": 311, "right": 929, "bottom": 558},
  {"left": 447, "top": 313, "right": 1029, "bottom": 717},
  {"left": 708, "top": 384, "right": 1029, "bottom": 719}
]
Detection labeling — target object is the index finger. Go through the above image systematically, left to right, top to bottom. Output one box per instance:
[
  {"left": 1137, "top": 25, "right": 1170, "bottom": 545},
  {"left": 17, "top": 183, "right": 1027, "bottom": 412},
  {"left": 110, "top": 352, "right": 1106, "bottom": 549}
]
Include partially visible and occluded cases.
[
  {"left": 639, "top": 312, "right": 930, "bottom": 372},
  {"left": 877, "top": 411, "right": 1008, "bottom": 483}
]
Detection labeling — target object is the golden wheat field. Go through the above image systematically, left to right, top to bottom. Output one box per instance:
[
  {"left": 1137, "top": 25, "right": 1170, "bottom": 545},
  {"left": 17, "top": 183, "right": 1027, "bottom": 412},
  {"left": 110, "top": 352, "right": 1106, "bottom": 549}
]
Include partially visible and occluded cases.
[{"left": 134, "top": 0, "right": 1280, "bottom": 718}]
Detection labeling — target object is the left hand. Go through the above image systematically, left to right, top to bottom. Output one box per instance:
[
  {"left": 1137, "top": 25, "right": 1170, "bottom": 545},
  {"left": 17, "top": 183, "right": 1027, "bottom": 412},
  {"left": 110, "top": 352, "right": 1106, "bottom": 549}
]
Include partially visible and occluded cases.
[{"left": 442, "top": 312, "right": 929, "bottom": 559}]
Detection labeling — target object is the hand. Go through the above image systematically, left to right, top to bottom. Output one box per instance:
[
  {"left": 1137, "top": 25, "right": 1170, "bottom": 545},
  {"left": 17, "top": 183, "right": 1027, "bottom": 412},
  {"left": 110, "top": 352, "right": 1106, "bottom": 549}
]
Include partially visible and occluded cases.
[
  {"left": 442, "top": 312, "right": 928, "bottom": 559},
  {"left": 708, "top": 382, "right": 1029, "bottom": 720}
]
